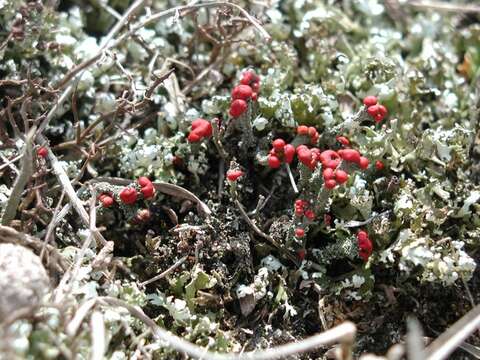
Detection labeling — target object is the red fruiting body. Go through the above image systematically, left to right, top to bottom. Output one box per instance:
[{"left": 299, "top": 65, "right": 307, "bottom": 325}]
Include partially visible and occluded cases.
[
  {"left": 240, "top": 70, "right": 259, "bottom": 86},
  {"left": 240, "top": 71, "right": 254, "bottom": 85},
  {"left": 251, "top": 81, "right": 260, "bottom": 93},
  {"left": 231, "top": 85, "right": 253, "bottom": 101},
  {"left": 251, "top": 93, "right": 258, "bottom": 101},
  {"left": 363, "top": 96, "right": 378, "bottom": 107},
  {"left": 229, "top": 99, "right": 248, "bottom": 117},
  {"left": 366, "top": 102, "right": 388, "bottom": 123},
  {"left": 367, "top": 104, "right": 380, "bottom": 117},
  {"left": 378, "top": 104, "right": 388, "bottom": 117},
  {"left": 188, "top": 118, "right": 212, "bottom": 143},
  {"left": 297, "top": 125, "right": 309, "bottom": 136},
  {"left": 306, "top": 127, "right": 319, "bottom": 144},
  {"left": 336, "top": 136, "right": 350, "bottom": 146},
  {"left": 272, "top": 138, "right": 286, "bottom": 151},
  {"left": 283, "top": 144, "right": 296, "bottom": 164},
  {"left": 296, "top": 145, "right": 315, "bottom": 169},
  {"left": 37, "top": 147, "right": 48, "bottom": 158},
  {"left": 338, "top": 149, "right": 361, "bottom": 164},
  {"left": 319, "top": 150, "right": 340, "bottom": 169},
  {"left": 267, "top": 154, "right": 281, "bottom": 169},
  {"left": 173, "top": 156, "right": 183, "bottom": 167},
  {"left": 359, "top": 156, "right": 369, "bottom": 169},
  {"left": 324, "top": 159, "right": 339, "bottom": 169},
  {"left": 375, "top": 160, "right": 385, "bottom": 170},
  {"left": 323, "top": 167, "right": 335, "bottom": 180},
  {"left": 227, "top": 169, "right": 244, "bottom": 181},
  {"left": 335, "top": 169, "right": 349, "bottom": 184},
  {"left": 138, "top": 176, "right": 152, "bottom": 188},
  {"left": 137, "top": 177, "right": 155, "bottom": 199},
  {"left": 325, "top": 179, "right": 337, "bottom": 189},
  {"left": 141, "top": 185, "right": 155, "bottom": 199},
  {"left": 120, "top": 187, "right": 137, "bottom": 205},
  {"left": 99, "top": 194, "right": 114, "bottom": 208},
  {"left": 295, "top": 199, "right": 306, "bottom": 207},
  {"left": 135, "top": 209, "right": 151, "bottom": 222},
  {"left": 304, "top": 209, "right": 315, "bottom": 221},
  {"left": 324, "top": 214, "right": 332, "bottom": 226},
  {"left": 295, "top": 228, "right": 305, "bottom": 238},
  {"left": 357, "top": 230, "right": 373, "bottom": 262},
  {"left": 357, "top": 230, "right": 368, "bottom": 242},
  {"left": 297, "top": 249, "right": 306, "bottom": 261}
]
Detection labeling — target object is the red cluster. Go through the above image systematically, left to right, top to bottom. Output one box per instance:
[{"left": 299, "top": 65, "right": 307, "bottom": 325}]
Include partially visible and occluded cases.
[
  {"left": 229, "top": 70, "right": 260, "bottom": 118},
  {"left": 363, "top": 96, "right": 388, "bottom": 123},
  {"left": 188, "top": 118, "right": 213, "bottom": 143},
  {"left": 297, "top": 125, "right": 319, "bottom": 145},
  {"left": 336, "top": 136, "right": 350, "bottom": 147},
  {"left": 267, "top": 138, "right": 295, "bottom": 168},
  {"left": 296, "top": 145, "right": 322, "bottom": 170},
  {"left": 37, "top": 147, "right": 48, "bottom": 158},
  {"left": 338, "top": 149, "right": 369, "bottom": 169},
  {"left": 375, "top": 160, "right": 385, "bottom": 171},
  {"left": 322, "top": 167, "right": 348, "bottom": 189},
  {"left": 226, "top": 169, "right": 244, "bottom": 181},
  {"left": 138, "top": 176, "right": 155, "bottom": 199},
  {"left": 114, "top": 177, "right": 156, "bottom": 206},
  {"left": 119, "top": 187, "right": 137, "bottom": 204},
  {"left": 98, "top": 193, "right": 115, "bottom": 207},
  {"left": 294, "top": 199, "right": 315, "bottom": 221},
  {"left": 134, "top": 208, "right": 151, "bottom": 223},
  {"left": 295, "top": 228, "right": 305, "bottom": 238},
  {"left": 357, "top": 230, "right": 373, "bottom": 262}
]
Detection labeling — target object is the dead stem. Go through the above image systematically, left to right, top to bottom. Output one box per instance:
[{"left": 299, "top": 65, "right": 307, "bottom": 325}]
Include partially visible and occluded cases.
[
  {"left": 1, "top": 127, "right": 35, "bottom": 226},
  {"left": 285, "top": 163, "right": 299, "bottom": 194},
  {"left": 233, "top": 198, "right": 298, "bottom": 265},
  {"left": 139, "top": 255, "right": 188, "bottom": 287},
  {"left": 97, "top": 296, "right": 356, "bottom": 360}
]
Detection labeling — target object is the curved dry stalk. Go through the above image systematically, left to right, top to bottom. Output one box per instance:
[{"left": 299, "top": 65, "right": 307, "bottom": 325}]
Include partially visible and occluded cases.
[
  {"left": 407, "top": 0, "right": 480, "bottom": 13},
  {"left": 1, "top": 127, "right": 35, "bottom": 225},
  {"left": 91, "top": 177, "right": 212, "bottom": 216},
  {"left": 233, "top": 198, "right": 298, "bottom": 265},
  {"left": 139, "top": 255, "right": 188, "bottom": 287},
  {"left": 97, "top": 296, "right": 356, "bottom": 360},
  {"left": 425, "top": 304, "right": 480, "bottom": 360}
]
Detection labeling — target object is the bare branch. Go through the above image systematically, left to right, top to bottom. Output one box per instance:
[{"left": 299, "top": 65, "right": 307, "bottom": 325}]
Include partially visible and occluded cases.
[{"left": 98, "top": 296, "right": 356, "bottom": 360}]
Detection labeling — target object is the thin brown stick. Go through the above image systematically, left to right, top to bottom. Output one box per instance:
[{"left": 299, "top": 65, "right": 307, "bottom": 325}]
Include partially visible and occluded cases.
[
  {"left": 233, "top": 198, "right": 298, "bottom": 264},
  {"left": 139, "top": 255, "right": 188, "bottom": 287}
]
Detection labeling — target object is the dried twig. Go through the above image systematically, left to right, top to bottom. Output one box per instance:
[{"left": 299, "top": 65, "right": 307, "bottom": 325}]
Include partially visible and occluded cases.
[
  {"left": 408, "top": 0, "right": 480, "bottom": 13},
  {"left": 1, "top": 127, "right": 35, "bottom": 225},
  {"left": 37, "top": 136, "right": 108, "bottom": 246},
  {"left": 233, "top": 198, "right": 298, "bottom": 264},
  {"left": 139, "top": 255, "right": 188, "bottom": 287},
  {"left": 98, "top": 296, "right": 356, "bottom": 360},
  {"left": 425, "top": 304, "right": 480, "bottom": 360},
  {"left": 90, "top": 311, "right": 106, "bottom": 360}
]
